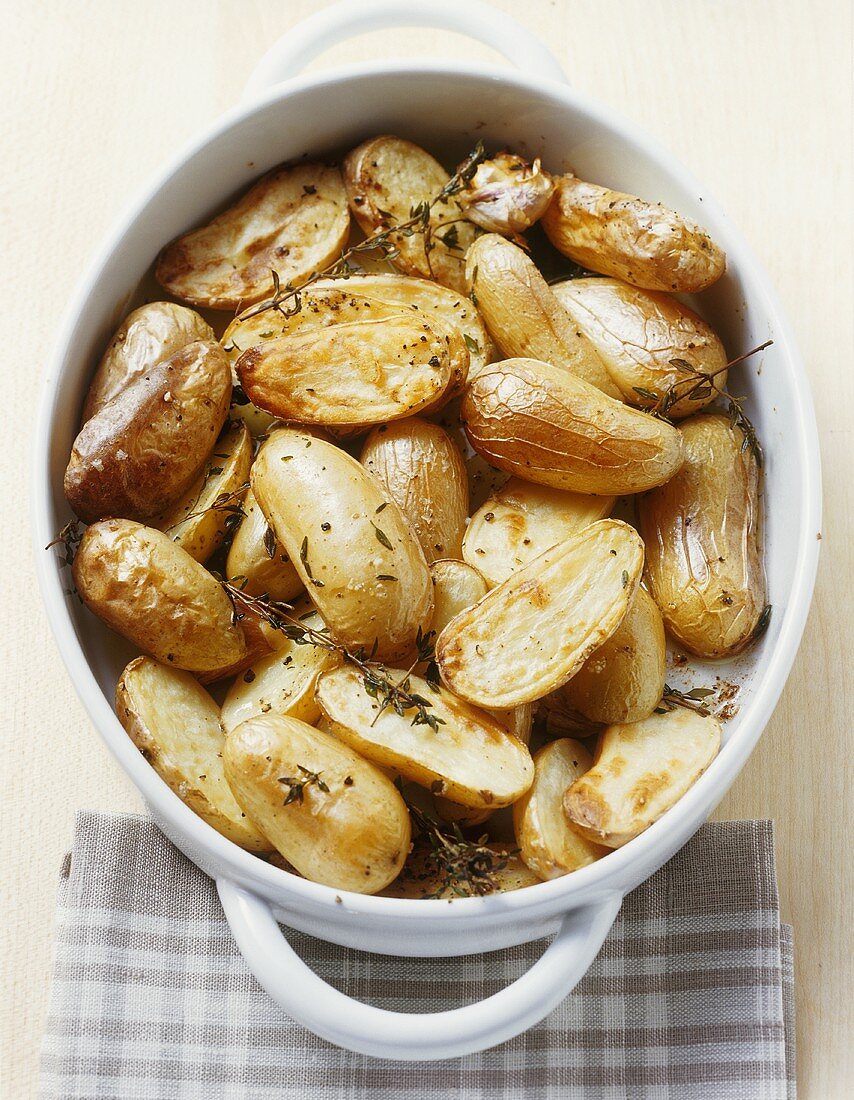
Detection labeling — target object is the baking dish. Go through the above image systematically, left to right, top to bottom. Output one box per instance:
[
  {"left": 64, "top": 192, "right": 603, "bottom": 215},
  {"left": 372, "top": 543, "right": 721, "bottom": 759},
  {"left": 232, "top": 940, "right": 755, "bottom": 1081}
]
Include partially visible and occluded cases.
[{"left": 32, "top": 0, "right": 821, "bottom": 1060}]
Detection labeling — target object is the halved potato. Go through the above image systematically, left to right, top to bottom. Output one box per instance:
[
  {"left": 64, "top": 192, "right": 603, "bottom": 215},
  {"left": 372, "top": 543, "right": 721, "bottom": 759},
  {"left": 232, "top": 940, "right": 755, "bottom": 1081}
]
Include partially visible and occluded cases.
[
  {"left": 343, "top": 135, "right": 477, "bottom": 292},
  {"left": 460, "top": 152, "right": 554, "bottom": 235},
  {"left": 155, "top": 162, "right": 350, "bottom": 310},
  {"left": 542, "top": 174, "right": 726, "bottom": 293},
  {"left": 465, "top": 234, "right": 619, "bottom": 397},
  {"left": 551, "top": 277, "right": 727, "bottom": 417},
  {"left": 237, "top": 315, "right": 458, "bottom": 427},
  {"left": 65, "top": 339, "right": 232, "bottom": 524},
  {"left": 462, "top": 358, "right": 684, "bottom": 496},
  {"left": 638, "top": 413, "right": 766, "bottom": 658},
  {"left": 360, "top": 418, "right": 469, "bottom": 562},
  {"left": 154, "top": 420, "right": 251, "bottom": 563},
  {"left": 251, "top": 429, "right": 433, "bottom": 662},
  {"left": 462, "top": 477, "right": 615, "bottom": 587},
  {"left": 225, "top": 488, "right": 304, "bottom": 603},
  {"left": 72, "top": 519, "right": 247, "bottom": 673},
  {"left": 435, "top": 519, "right": 644, "bottom": 708},
  {"left": 429, "top": 559, "right": 489, "bottom": 635},
  {"left": 557, "top": 587, "right": 666, "bottom": 725},
  {"left": 221, "top": 604, "right": 340, "bottom": 732},
  {"left": 116, "top": 657, "right": 271, "bottom": 851},
  {"left": 315, "top": 665, "right": 534, "bottom": 809},
  {"left": 564, "top": 708, "right": 722, "bottom": 847},
  {"left": 223, "top": 714, "right": 410, "bottom": 893},
  {"left": 513, "top": 739, "right": 605, "bottom": 879},
  {"left": 381, "top": 842, "right": 540, "bottom": 898}
]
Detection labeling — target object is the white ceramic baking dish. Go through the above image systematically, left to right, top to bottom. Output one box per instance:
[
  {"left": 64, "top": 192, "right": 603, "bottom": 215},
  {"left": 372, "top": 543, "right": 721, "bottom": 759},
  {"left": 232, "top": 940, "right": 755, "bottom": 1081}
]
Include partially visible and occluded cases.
[{"left": 33, "top": 0, "right": 821, "bottom": 1061}]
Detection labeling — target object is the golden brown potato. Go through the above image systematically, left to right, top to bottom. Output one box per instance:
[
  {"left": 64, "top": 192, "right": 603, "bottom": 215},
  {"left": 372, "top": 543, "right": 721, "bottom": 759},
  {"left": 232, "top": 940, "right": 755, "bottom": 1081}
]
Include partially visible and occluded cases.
[
  {"left": 343, "top": 135, "right": 477, "bottom": 292},
  {"left": 460, "top": 152, "right": 554, "bottom": 235},
  {"left": 155, "top": 162, "right": 350, "bottom": 310},
  {"left": 542, "top": 174, "right": 726, "bottom": 293},
  {"left": 465, "top": 234, "right": 619, "bottom": 397},
  {"left": 551, "top": 277, "right": 727, "bottom": 417},
  {"left": 83, "top": 302, "right": 216, "bottom": 421},
  {"left": 237, "top": 315, "right": 458, "bottom": 427},
  {"left": 65, "top": 339, "right": 232, "bottom": 524},
  {"left": 462, "top": 358, "right": 684, "bottom": 496},
  {"left": 432, "top": 396, "right": 511, "bottom": 509},
  {"left": 638, "top": 413, "right": 766, "bottom": 658},
  {"left": 360, "top": 418, "right": 469, "bottom": 562},
  {"left": 153, "top": 420, "right": 251, "bottom": 563},
  {"left": 251, "top": 429, "right": 433, "bottom": 662},
  {"left": 462, "top": 477, "right": 614, "bottom": 587},
  {"left": 225, "top": 488, "right": 304, "bottom": 603},
  {"left": 72, "top": 519, "right": 247, "bottom": 673},
  {"left": 436, "top": 519, "right": 644, "bottom": 708},
  {"left": 428, "top": 559, "right": 489, "bottom": 635},
  {"left": 557, "top": 587, "right": 666, "bottom": 725},
  {"left": 116, "top": 657, "right": 271, "bottom": 851},
  {"left": 315, "top": 666, "right": 534, "bottom": 809},
  {"left": 564, "top": 708, "right": 722, "bottom": 847},
  {"left": 223, "top": 714, "right": 410, "bottom": 893},
  {"left": 513, "top": 739, "right": 605, "bottom": 879},
  {"left": 380, "top": 842, "right": 540, "bottom": 898}
]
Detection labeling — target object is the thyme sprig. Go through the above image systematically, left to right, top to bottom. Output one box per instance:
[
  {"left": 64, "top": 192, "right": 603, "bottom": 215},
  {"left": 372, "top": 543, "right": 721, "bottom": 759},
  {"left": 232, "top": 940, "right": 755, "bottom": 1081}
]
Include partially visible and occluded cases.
[
  {"left": 162, "top": 483, "right": 248, "bottom": 535},
  {"left": 46, "top": 519, "right": 84, "bottom": 566},
  {"left": 655, "top": 683, "right": 717, "bottom": 716},
  {"left": 278, "top": 765, "right": 329, "bottom": 806}
]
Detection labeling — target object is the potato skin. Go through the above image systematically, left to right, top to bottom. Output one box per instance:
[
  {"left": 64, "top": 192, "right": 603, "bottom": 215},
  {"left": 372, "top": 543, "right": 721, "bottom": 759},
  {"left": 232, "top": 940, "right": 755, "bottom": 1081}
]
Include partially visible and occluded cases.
[
  {"left": 156, "top": 162, "right": 350, "bottom": 310},
  {"left": 542, "top": 174, "right": 725, "bottom": 293},
  {"left": 465, "top": 234, "right": 620, "bottom": 397},
  {"left": 551, "top": 278, "right": 728, "bottom": 417},
  {"left": 65, "top": 339, "right": 232, "bottom": 523},
  {"left": 462, "top": 358, "right": 684, "bottom": 496},
  {"left": 638, "top": 413, "right": 766, "bottom": 658},
  {"left": 361, "top": 418, "right": 469, "bottom": 562},
  {"left": 251, "top": 429, "right": 433, "bottom": 662},
  {"left": 225, "top": 488, "right": 304, "bottom": 603},
  {"left": 72, "top": 519, "right": 247, "bottom": 672},
  {"left": 428, "top": 559, "right": 489, "bottom": 635},
  {"left": 557, "top": 587, "right": 666, "bottom": 725},
  {"left": 223, "top": 714, "right": 410, "bottom": 893}
]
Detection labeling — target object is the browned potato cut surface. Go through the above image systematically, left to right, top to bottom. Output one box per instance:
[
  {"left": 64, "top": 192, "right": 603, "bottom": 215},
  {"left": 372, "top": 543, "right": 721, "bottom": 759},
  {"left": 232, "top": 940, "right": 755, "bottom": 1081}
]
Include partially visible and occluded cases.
[
  {"left": 156, "top": 162, "right": 350, "bottom": 310},
  {"left": 542, "top": 174, "right": 725, "bottom": 293},
  {"left": 465, "top": 234, "right": 620, "bottom": 397},
  {"left": 462, "top": 358, "right": 684, "bottom": 496},
  {"left": 638, "top": 413, "right": 766, "bottom": 658},
  {"left": 360, "top": 418, "right": 469, "bottom": 562},
  {"left": 225, "top": 488, "right": 304, "bottom": 603},
  {"left": 72, "top": 519, "right": 247, "bottom": 672},
  {"left": 436, "top": 519, "right": 644, "bottom": 708},
  {"left": 116, "top": 657, "right": 271, "bottom": 851},
  {"left": 564, "top": 708, "right": 722, "bottom": 847},
  {"left": 223, "top": 714, "right": 410, "bottom": 893}
]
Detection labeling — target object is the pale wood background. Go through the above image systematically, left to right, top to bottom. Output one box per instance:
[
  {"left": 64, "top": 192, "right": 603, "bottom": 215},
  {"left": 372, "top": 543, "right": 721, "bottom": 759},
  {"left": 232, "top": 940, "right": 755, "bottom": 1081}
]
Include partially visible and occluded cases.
[{"left": 2, "top": 1, "right": 851, "bottom": 1095}]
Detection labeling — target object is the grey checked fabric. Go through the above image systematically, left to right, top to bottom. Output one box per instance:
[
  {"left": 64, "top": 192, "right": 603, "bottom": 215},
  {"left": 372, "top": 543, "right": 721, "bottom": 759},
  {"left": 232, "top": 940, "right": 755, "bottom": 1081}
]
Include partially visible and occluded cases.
[{"left": 40, "top": 813, "right": 795, "bottom": 1099}]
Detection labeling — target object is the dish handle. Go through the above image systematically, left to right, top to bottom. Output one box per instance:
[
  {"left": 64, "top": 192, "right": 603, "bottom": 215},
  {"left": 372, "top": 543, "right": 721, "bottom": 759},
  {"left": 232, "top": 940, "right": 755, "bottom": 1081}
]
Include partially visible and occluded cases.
[
  {"left": 242, "top": 0, "right": 567, "bottom": 102},
  {"left": 217, "top": 879, "right": 620, "bottom": 1060}
]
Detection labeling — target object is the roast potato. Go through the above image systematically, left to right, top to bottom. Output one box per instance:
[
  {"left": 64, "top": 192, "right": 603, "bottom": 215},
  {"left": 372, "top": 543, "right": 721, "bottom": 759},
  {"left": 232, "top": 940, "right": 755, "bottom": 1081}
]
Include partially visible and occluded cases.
[
  {"left": 343, "top": 135, "right": 477, "bottom": 293},
  {"left": 460, "top": 151, "right": 554, "bottom": 235},
  {"left": 156, "top": 162, "right": 350, "bottom": 310},
  {"left": 542, "top": 174, "right": 726, "bottom": 293},
  {"left": 465, "top": 234, "right": 620, "bottom": 397},
  {"left": 551, "top": 277, "right": 727, "bottom": 416},
  {"left": 83, "top": 302, "right": 215, "bottom": 421},
  {"left": 237, "top": 315, "right": 459, "bottom": 427},
  {"left": 65, "top": 339, "right": 232, "bottom": 524},
  {"left": 462, "top": 358, "right": 684, "bottom": 496},
  {"left": 638, "top": 413, "right": 766, "bottom": 658},
  {"left": 360, "top": 418, "right": 469, "bottom": 562},
  {"left": 154, "top": 420, "right": 251, "bottom": 563},
  {"left": 251, "top": 429, "right": 433, "bottom": 662},
  {"left": 463, "top": 477, "right": 614, "bottom": 587},
  {"left": 225, "top": 488, "right": 304, "bottom": 603},
  {"left": 73, "top": 519, "right": 247, "bottom": 673},
  {"left": 436, "top": 519, "right": 644, "bottom": 708},
  {"left": 428, "top": 558, "right": 489, "bottom": 635},
  {"left": 557, "top": 586, "right": 666, "bottom": 725},
  {"left": 116, "top": 657, "right": 271, "bottom": 851},
  {"left": 315, "top": 665, "right": 534, "bottom": 809},
  {"left": 564, "top": 707, "right": 722, "bottom": 847},
  {"left": 223, "top": 714, "right": 410, "bottom": 893},
  {"left": 513, "top": 739, "right": 605, "bottom": 879},
  {"left": 381, "top": 842, "right": 540, "bottom": 898}
]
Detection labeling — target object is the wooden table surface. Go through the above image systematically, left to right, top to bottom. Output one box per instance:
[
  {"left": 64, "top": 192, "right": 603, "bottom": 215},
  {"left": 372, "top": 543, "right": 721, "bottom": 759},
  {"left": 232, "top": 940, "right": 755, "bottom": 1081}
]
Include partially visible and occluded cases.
[{"left": 2, "top": 1, "right": 851, "bottom": 1095}]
